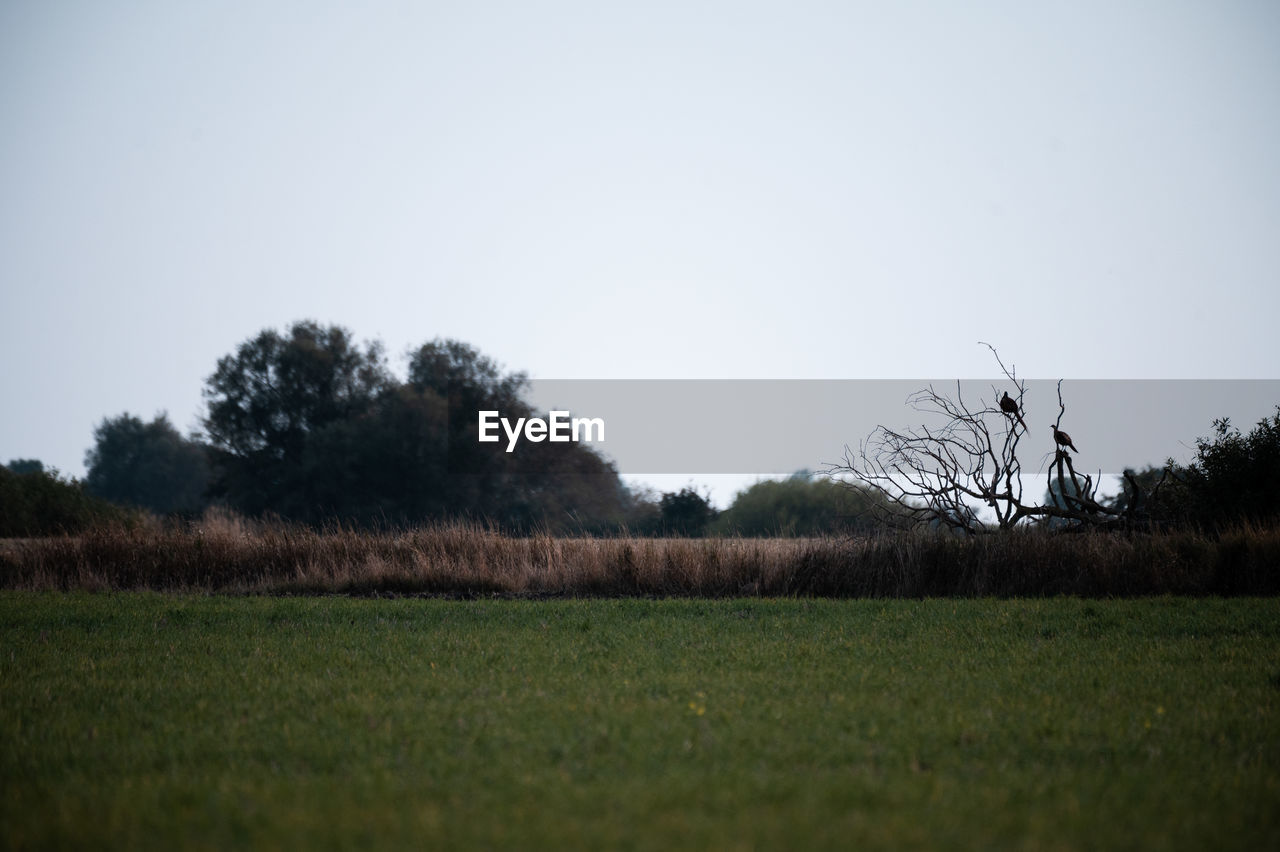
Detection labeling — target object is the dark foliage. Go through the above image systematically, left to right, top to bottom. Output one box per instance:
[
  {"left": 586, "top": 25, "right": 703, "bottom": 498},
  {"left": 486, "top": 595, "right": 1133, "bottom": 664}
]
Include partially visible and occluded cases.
[
  {"left": 203, "top": 321, "right": 391, "bottom": 519},
  {"left": 201, "top": 322, "right": 631, "bottom": 532},
  {"left": 1115, "top": 407, "right": 1280, "bottom": 530},
  {"left": 1178, "top": 409, "right": 1280, "bottom": 527},
  {"left": 84, "top": 413, "right": 210, "bottom": 516},
  {"left": 5, "top": 459, "right": 44, "bottom": 475},
  {"left": 1107, "top": 465, "right": 1165, "bottom": 517},
  {"left": 0, "top": 466, "right": 135, "bottom": 537},
  {"left": 711, "top": 473, "right": 892, "bottom": 536},
  {"left": 657, "top": 487, "right": 717, "bottom": 537}
]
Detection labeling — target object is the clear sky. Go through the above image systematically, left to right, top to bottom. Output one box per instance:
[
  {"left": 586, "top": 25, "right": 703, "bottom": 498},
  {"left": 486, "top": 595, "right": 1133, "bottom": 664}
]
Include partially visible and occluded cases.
[{"left": 2, "top": 1, "right": 1278, "bottom": 505}]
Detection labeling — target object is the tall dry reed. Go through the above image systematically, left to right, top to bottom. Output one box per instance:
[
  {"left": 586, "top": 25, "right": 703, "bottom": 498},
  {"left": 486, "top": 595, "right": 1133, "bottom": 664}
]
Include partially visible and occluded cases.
[{"left": 2, "top": 512, "right": 1277, "bottom": 597}]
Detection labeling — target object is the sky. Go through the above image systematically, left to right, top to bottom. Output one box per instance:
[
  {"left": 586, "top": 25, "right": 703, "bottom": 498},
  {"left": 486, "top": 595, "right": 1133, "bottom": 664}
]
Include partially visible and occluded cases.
[{"left": 2, "top": 1, "right": 1278, "bottom": 506}]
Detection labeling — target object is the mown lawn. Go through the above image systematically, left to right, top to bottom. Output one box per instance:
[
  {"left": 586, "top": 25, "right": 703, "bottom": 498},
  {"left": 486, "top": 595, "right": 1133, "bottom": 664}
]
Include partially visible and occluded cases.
[{"left": 2, "top": 593, "right": 1278, "bottom": 850}]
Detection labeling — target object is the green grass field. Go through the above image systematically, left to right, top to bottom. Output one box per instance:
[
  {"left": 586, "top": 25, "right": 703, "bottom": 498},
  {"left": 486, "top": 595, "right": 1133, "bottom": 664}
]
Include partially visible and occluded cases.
[{"left": 3, "top": 593, "right": 1278, "bottom": 850}]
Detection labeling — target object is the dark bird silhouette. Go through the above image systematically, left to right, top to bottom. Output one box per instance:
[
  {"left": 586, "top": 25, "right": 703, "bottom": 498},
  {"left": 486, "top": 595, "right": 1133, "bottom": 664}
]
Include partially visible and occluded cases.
[
  {"left": 999, "top": 392, "right": 1026, "bottom": 429},
  {"left": 1050, "top": 425, "right": 1078, "bottom": 453}
]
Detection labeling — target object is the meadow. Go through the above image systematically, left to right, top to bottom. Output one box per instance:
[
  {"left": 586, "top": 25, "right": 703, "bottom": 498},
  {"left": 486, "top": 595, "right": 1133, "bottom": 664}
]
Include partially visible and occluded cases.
[{"left": 3, "top": 593, "right": 1278, "bottom": 850}]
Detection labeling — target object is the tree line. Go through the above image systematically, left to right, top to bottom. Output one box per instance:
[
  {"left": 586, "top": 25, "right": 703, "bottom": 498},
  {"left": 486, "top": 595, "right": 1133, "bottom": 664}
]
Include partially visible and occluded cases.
[
  {"left": 2, "top": 321, "right": 895, "bottom": 536},
  {"left": 4, "top": 323, "right": 1278, "bottom": 537}
]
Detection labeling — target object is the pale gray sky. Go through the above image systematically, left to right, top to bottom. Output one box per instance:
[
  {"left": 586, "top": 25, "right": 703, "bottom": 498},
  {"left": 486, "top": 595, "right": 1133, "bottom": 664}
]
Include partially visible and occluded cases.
[{"left": 2, "top": 1, "right": 1278, "bottom": 505}]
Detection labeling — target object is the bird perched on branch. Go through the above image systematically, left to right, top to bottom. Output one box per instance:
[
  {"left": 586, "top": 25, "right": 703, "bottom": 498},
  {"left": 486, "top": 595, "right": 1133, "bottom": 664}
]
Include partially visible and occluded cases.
[
  {"left": 999, "top": 392, "right": 1026, "bottom": 429},
  {"left": 1050, "top": 425, "right": 1078, "bottom": 453}
]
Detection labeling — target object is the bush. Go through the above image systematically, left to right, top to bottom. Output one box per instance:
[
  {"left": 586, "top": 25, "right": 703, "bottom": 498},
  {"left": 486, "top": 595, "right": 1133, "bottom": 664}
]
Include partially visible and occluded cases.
[
  {"left": 1124, "top": 407, "right": 1280, "bottom": 530},
  {"left": 1180, "top": 408, "right": 1280, "bottom": 527},
  {"left": 84, "top": 413, "right": 210, "bottom": 516},
  {"left": 0, "top": 466, "right": 137, "bottom": 537},
  {"left": 711, "top": 474, "right": 892, "bottom": 537},
  {"left": 658, "top": 488, "right": 717, "bottom": 537}
]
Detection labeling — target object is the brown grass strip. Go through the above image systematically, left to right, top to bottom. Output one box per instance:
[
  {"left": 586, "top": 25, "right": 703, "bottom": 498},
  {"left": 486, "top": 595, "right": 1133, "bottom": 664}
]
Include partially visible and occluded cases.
[{"left": 2, "top": 512, "right": 1278, "bottom": 597}]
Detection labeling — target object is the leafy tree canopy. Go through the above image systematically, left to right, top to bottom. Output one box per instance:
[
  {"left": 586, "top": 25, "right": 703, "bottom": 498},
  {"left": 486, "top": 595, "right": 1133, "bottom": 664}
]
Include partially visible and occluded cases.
[
  {"left": 201, "top": 321, "right": 631, "bottom": 531},
  {"left": 202, "top": 321, "right": 391, "bottom": 519},
  {"left": 204, "top": 321, "right": 390, "bottom": 462},
  {"left": 1105, "top": 407, "right": 1280, "bottom": 530},
  {"left": 1169, "top": 409, "right": 1280, "bottom": 528},
  {"left": 84, "top": 413, "right": 210, "bottom": 516},
  {"left": 5, "top": 459, "right": 44, "bottom": 475},
  {"left": 0, "top": 465, "right": 134, "bottom": 537},
  {"left": 713, "top": 472, "right": 892, "bottom": 537},
  {"left": 658, "top": 487, "right": 718, "bottom": 537}
]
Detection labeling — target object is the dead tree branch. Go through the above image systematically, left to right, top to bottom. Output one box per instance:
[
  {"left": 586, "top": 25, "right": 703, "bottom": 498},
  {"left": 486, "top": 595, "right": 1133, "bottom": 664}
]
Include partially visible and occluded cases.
[{"left": 826, "top": 346, "right": 1128, "bottom": 532}]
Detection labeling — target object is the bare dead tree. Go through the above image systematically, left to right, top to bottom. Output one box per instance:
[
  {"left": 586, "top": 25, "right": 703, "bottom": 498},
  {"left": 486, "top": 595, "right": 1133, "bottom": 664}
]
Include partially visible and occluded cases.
[
  {"left": 826, "top": 345, "right": 1137, "bottom": 533},
  {"left": 1041, "top": 380, "right": 1131, "bottom": 528}
]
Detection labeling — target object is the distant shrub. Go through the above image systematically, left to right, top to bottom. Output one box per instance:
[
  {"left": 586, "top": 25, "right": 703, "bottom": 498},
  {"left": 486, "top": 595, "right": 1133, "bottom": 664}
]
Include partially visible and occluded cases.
[
  {"left": 1116, "top": 406, "right": 1280, "bottom": 530},
  {"left": 1179, "top": 408, "right": 1280, "bottom": 528},
  {"left": 84, "top": 413, "right": 210, "bottom": 516},
  {"left": 5, "top": 459, "right": 44, "bottom": 475},
  {"left": 0, "top": 466, "right": 137, "bottom": 537},
  {"left": 711, "top": 474, "right": 892, "bottom": 537},
  {"left": 658, "top": 487, "right": 718, "bottom": 537}
]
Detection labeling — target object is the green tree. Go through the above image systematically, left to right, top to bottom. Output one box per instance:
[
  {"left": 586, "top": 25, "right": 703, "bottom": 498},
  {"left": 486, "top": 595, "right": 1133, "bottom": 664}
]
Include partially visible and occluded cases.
[
  {"left": 202, "top": 321, "right": 391, "bottom": 520},
  {"left": 201, "top": 323, "right": 631, "bottom": 531},
  {"left": 404, "top": 338, "right": 529, "bottom": 524},
  {"left": 405, "top": 338, "right": 629, "bottom": 532},
  {"left": 407, "top": 338, "right": 528, "bottom": 403},
  {"left": 294, "top": 384, "right": 450, "bottom": 526},
  {"left": 1105, "top": 408, "right": 1280, "bottom": 529},
  {"left": 1172, "top": 408, "right": 1280, "bottom": 528},
  {"left": 85, "top": 413, "right": 210, "bottom": 515},
  {"left": 5, "top": 459, "right": 44, "bottom": 475},
  {"left": 0, "top": 465, "right": 133, "bottom": 536},
  {"left": 712, "top": 473, "right": 890, "bottom": 536},
  {"left": 658, "top": 487, "right": 717, "bottom": 537}
]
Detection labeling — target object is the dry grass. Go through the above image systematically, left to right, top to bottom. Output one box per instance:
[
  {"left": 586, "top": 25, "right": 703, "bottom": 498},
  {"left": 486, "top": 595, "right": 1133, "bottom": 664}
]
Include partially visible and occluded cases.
[{"left": 2, "top": 509, "right": 1278, "bottom": 596}]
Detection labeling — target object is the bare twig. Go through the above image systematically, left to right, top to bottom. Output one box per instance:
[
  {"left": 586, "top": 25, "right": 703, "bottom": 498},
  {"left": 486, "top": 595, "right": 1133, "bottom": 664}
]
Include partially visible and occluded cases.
[{"left": 826, "top": 345, "right": 1128, "bottom": 532}]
